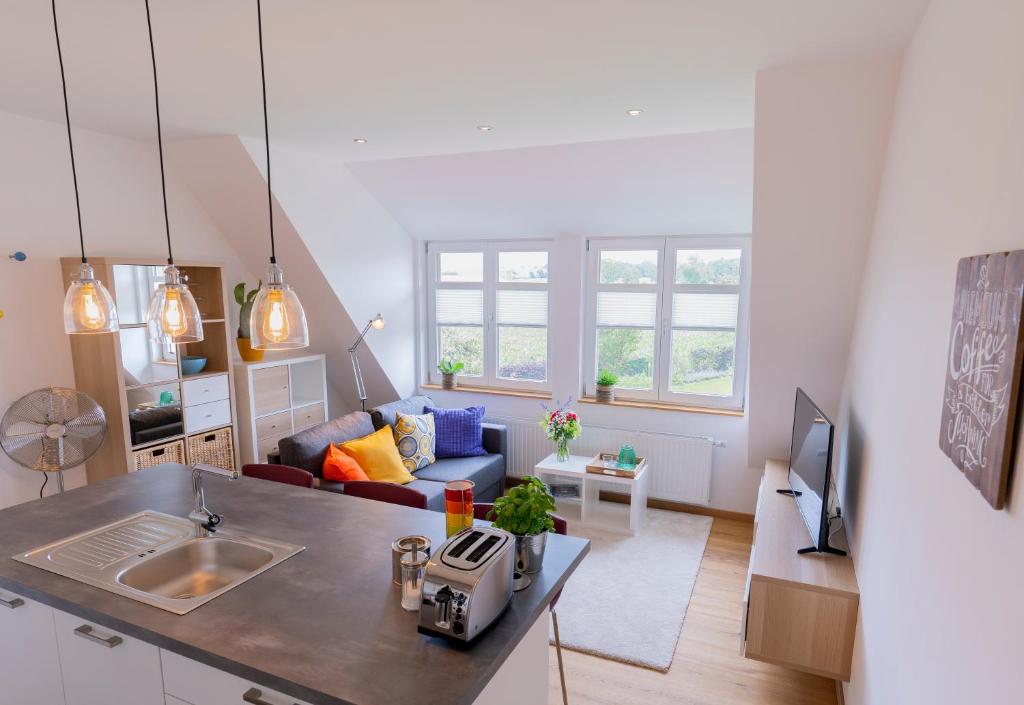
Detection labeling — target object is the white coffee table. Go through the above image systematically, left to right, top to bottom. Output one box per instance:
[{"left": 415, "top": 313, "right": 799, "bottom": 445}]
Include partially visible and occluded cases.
[{"left": 533, "top": 453, "right": 649, "bottom": 534}]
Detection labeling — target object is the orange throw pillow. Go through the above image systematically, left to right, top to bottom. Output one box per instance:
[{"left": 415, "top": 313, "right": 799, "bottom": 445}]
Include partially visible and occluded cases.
[{"left": 322, "top": 442, "right": 370, "bottom": 482}]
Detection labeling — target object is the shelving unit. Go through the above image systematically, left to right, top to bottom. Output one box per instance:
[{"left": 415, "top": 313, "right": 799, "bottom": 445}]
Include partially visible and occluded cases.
[
  {"left": 60, "top": 257, "right": 239, "bottom": 483},
  {"left": 234, "top": 354, "right": 328, "bottom": 465}
]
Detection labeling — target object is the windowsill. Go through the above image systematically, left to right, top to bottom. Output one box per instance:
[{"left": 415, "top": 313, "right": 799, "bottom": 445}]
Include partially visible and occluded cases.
[
  {"left": 421, "top": 383, "right": 552, "bottom": 400},
  {"left": 578, "top": 396, "right": 745, "bottom": 417}
]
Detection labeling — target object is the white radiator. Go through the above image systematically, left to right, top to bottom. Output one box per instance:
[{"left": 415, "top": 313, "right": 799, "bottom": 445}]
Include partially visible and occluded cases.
[{"left": 490, "top": 416, "right": 715, "bottom": 506}]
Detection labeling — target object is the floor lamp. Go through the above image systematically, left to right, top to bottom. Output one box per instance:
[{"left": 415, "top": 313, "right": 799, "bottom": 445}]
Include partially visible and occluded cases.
[{"left": 349, "top": 314, "right": 385, "bottom": 411}]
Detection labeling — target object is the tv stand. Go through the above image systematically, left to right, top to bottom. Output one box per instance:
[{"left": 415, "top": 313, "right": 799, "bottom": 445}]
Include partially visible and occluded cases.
[
  {"left": 741, "top": 459, "right": 860, "bottom": 682},
  {"left": 797, "top": 544, "right": 848, "bottom": 556}
]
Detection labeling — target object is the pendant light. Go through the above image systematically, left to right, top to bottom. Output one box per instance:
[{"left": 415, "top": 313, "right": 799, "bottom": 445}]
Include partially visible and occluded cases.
[
  {"left": 53, "top": 0, "right": 118, "bottom": 334},
  {"left": 142, "top": 0, "right": 203, "bottom": 344},
  {"left": 248, "top": 0, "right": 309, "bottom": 350}
]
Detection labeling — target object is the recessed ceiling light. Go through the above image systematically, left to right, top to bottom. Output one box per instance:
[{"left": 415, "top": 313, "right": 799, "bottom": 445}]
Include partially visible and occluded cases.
[
  {"left": 626, "top": 109, "right": 643, "bottom": 117},
  {"left": 477, "top": 125, "right": 494, "bottom": 132},
  {"left": 353, "top": 138, "right": 367, "bottom": 144}
]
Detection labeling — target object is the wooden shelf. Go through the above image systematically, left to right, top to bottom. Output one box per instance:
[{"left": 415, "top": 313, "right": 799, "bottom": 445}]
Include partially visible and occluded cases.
[
  {"left": 579, "top": 396, "right": 744, "bottom": 417},
  {"left": 741, "top": 459, "right": 860, "bottom": 681}
]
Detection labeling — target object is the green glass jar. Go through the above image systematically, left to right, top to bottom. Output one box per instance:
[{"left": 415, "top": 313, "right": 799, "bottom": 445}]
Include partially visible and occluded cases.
[{"left": 617, "top": 445, "right": 636, "bottom": 470}]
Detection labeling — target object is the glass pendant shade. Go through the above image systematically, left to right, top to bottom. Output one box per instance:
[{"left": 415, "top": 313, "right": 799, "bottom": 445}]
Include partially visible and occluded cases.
[
  {"left": 63, "top": 262, "right": 119, "bottom": 334},
  {"left": 250, "top": 262, "right": 309, "bottom": 350},
  {"left": 146, "top": 265, "right": 204, "bottom": 344}
]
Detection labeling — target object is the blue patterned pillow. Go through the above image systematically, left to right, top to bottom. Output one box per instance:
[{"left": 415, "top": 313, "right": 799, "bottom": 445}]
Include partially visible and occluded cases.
[
  {"left": 424, "top": 406, "right": 486, "bottom": 458},
  {"left": 392, "top": 412, "right": 436, "bottom": 472}
]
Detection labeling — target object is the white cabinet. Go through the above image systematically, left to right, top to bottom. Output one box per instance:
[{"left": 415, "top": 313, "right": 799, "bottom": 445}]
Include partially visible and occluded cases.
[
  {"left": 234, "top": 355, "right": 328, "bottom": 465},
  {"left": 0, "top": 587, "right": 65, "bottom": 705},
  {"left": 53, "top": 609, "right": 163, "bottom": 705},
  {"left": 161, "top": 649, "right": 315, "bottom": 705}
]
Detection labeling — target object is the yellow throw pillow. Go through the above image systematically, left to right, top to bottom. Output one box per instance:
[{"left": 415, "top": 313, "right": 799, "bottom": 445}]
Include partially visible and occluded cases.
[{"left": 338, "top": 426, "right": 415, "bottom": 485}]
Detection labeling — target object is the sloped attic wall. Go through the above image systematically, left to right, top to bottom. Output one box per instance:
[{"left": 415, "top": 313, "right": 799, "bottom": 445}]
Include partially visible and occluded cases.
[{"left": 167, "top": 135, "right": 415, "bottom": 412}]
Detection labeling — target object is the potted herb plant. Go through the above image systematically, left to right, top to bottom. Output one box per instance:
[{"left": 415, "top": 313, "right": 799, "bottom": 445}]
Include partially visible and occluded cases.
[
  {"left": 233, "top": 282, "right": 264, "bottom": 362},
  {"left": 438, "top": 359, "right": 465, "bottom": 390},
  {"left": 596, "top": 369, "right": 618, "bottom": 403},
  {"left": 541, "top": 399, "right": 581, "bottom": 461},
  {"left": 488, "top": 476, "right": 557, "bottom": 574}
]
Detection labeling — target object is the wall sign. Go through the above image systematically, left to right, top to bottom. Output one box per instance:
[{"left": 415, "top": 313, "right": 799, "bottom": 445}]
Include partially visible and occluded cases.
[{"left": 940, "top": 250, "right": 1024, "bottom": 509}]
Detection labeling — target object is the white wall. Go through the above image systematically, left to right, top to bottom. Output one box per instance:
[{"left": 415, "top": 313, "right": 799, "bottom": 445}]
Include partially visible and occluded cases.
[
  {"left": 837, "top": 2, "right": 1024, "bottom": 704},
  {"left": 746, "top": 55, "right": 901, "bottom": 467},
  {"left": 0, "top": 109, "right": 258, "bottom": 508},
  {"left": 349, "top": 129, "right": 754, "bottom": 240},
  {"left": 239, "top": 139, "right": 418, "bottom": 400}
]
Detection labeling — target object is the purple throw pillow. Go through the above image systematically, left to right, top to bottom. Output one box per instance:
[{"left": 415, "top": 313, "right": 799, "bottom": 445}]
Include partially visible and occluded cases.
[{"left": 425, "top": 406, "right": 486, "bottom": 458}]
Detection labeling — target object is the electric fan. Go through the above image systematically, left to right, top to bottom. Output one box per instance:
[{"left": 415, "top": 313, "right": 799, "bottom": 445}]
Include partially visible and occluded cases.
[{"left": 0, "top": 387, "right": 107, "bottom": 494}]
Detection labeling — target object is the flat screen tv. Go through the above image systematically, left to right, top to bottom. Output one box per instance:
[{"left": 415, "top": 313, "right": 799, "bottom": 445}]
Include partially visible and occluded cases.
[{"left": 785, "top": 388, "right": 845, "bottom": 556}]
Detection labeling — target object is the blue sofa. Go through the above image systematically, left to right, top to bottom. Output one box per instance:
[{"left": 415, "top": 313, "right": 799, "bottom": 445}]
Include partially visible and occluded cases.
[{"left": 275, "top": 395, "right": 507, "bottom": 511}]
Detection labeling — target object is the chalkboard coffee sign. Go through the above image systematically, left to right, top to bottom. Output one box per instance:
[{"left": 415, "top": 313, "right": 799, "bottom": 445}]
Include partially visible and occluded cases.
[{"left": 939, "top": 249, "right": 1024, "bottom": 510}]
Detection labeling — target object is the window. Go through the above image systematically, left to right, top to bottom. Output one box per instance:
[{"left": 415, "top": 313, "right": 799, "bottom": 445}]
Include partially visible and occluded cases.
[
  {"left": 583, "top": 237, "right": 749, "bottom": 409},
  {"left": 426, "top": 242, "right": 551, "bottom": 389}
]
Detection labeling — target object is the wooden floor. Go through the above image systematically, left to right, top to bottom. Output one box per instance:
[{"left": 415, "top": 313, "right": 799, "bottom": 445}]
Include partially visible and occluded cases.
[{"left": 546, "top": 517, "right": 839, "bottom": 705}]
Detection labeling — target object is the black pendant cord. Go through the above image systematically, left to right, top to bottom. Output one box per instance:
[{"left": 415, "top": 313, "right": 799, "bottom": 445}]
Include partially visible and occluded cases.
[
  {"left": 51, "top": 0, "right": 86, "bottom": 264},
  {"left": 143, "top": 0, "right": 175, "bottom": 266},
  {"left": 256, "top": 0, "right": 276, "bottom": 265}
]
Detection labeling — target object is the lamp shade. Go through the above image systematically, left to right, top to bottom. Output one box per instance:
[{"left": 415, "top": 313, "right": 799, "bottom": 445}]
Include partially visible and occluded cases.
[
  {"left": 63, "top": 262, "right": 119, "bottom": 334},
  {"left": 250, "top": 262, "right": 309, "bottom": 350},
  {"left": 147, "top": 265, "right": 204, "bottom": 344}
]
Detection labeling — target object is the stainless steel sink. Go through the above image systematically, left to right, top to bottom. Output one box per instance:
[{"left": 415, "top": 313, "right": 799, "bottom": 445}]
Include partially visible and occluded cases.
[{"left": 14, "top": 511, "right": 304, "bottom": 614}]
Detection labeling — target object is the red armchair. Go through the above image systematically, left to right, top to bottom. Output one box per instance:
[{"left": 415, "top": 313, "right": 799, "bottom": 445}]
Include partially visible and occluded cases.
[
  {"left": 241, "top": 463, "right": 316, "bottom": 488},
  {"left": 342, "top": 481, "right": 429, "bottom": 510}
]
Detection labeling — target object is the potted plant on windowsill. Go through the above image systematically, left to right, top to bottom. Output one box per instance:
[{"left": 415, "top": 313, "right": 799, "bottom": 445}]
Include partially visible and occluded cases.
[
  {"left": 233, "top": 282, "right": 263, "bottom": 362},
  {"left": 438, "top": 359, "right": 465, "bottom": 390},
  {"left": 596, "top": 369, "right": 618, "bottom": 403},
  {"left": 488, "top": 476, "right": 557, "bottom": 574}
]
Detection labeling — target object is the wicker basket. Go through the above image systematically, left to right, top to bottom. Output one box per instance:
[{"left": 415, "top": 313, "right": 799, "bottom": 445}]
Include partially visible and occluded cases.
[
  {"left": 187, "top": 426, "right": 235, "bottom": 470},
  {"left": 133, "top": 439, "right": 186, "bottom": 471}
]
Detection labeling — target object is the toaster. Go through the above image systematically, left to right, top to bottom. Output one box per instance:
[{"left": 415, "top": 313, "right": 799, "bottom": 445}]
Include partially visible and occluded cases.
[{"left": 417, "top": 526, "right": 514, "bottom": 642}]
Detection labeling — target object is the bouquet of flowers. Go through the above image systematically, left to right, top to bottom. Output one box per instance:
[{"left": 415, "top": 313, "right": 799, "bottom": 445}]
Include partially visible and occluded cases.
[{"left": 540, "top": 399, "right": 581, "bottom": 462}]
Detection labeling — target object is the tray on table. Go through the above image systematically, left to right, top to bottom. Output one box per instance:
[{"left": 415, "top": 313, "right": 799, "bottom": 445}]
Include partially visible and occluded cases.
[{"left": 585, "top": 453, "right": 646, "bottom": 477}]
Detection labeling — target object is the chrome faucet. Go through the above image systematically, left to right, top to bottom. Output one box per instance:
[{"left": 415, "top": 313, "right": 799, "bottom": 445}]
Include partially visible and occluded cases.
[{"left": 188, "top": 464, "right": 240, "bottom": 537}]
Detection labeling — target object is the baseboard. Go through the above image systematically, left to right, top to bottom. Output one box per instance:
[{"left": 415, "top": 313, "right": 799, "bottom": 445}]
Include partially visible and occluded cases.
[{"left": 504, "top": 477, "right": 754, "bottom": 523}]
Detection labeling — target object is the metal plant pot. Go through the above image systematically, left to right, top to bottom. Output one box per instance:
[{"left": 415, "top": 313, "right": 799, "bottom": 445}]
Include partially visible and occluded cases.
[
  {"left": 441, "top": 373, "right": 457, "bottom": 390},
  {"left": 596, "top": 384, "right": 615, "bottom": 403},
  {"left": 514, "top": 531, "right": 548, "bottom": 574}
]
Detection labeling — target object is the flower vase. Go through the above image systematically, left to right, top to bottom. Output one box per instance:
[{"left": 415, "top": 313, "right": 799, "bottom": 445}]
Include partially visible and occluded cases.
[{"left": 555, "top": 439, "right": 570, "bottom": 462}]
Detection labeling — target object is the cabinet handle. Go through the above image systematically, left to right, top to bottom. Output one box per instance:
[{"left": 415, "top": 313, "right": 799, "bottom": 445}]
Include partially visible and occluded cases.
[
  {"left": 0, "top": 595, "right": 24, "bottom": 609},
  {"left": 74, "top": 624, "right": 123, "bottom": 648},
  {"left": 242, "top": 687, "right": 299, "bottom": 705}
]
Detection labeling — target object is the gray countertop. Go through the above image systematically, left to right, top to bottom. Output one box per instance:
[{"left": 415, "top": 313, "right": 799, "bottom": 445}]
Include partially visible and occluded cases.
[{"left": 0, "top": 465, "right": 590, "bottom": 705}]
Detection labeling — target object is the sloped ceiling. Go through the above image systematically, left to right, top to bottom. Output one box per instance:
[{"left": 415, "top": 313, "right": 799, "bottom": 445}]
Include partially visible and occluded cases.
[{"left": 349, "top": 128, "right": 754, "bottom": 239}]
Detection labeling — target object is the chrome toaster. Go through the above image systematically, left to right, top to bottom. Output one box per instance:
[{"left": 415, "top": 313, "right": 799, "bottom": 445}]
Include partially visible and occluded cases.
[{"left": 417, "top": 526, "right": 514, "bottom": 642}]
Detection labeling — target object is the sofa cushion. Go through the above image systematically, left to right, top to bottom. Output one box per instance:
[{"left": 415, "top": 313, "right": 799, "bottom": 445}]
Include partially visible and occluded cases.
[
  {"left": 370, "top": 395, "right": 434, "bottom": 431},
  {"left": 425, "top": 405, "right": 487, "bottom": 458},
  {"left": 278, "top": 411, "right": 375, "bottom": 477},
  {"left": 393, "top": 412, "right": 436, "bottom": 472},
  {"left": 338, "top": 427, "right": 415, "bottom": 485},
  {"left": 322, "top": 443, "right": 370, "bottom": 483},
  {"left": 413, "top": 454, "right": 505, "bottom": 494},
  {"left": 405, "top": 479, "right": 448, "bottom": 511}
]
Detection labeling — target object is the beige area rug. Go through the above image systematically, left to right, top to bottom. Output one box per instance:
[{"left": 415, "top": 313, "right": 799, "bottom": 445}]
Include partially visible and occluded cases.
[{"left": 549, "top": 503, "right": 713, "bottom": 672}]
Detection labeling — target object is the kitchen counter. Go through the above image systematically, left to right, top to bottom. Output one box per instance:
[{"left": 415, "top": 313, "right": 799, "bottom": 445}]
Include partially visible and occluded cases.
[{"left": 0, "top": 465, "right": 590, "bottom": 705}]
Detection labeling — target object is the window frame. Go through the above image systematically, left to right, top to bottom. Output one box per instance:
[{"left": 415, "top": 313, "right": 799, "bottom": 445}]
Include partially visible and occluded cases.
[
  {"left": 583, "top": 235, "right": 750, "bottom": 410},
  {"left": 426, "top": 240, "right": 552, "bottom": 391}
]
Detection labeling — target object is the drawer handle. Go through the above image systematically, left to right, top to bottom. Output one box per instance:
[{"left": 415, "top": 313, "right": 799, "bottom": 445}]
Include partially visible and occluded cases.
[
  {"left": 0, "top": 595, "right": 24, "bottom": 609},
  {"left": 74, "top": 624, "right": 123, "bottom": 648},
  {"left": 243, "top": 687, "right": 299, "bottom": 705}
]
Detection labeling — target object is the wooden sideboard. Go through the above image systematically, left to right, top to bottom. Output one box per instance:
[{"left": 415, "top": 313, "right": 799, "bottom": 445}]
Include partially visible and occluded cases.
[{"left": 741, "top": 459, "right": 860, "bottom": 681}]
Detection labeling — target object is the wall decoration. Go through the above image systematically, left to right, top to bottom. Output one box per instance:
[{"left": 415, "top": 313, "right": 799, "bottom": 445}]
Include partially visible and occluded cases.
[{"left": 939, "top": 249, "right": 1024, "bottom": 509}]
